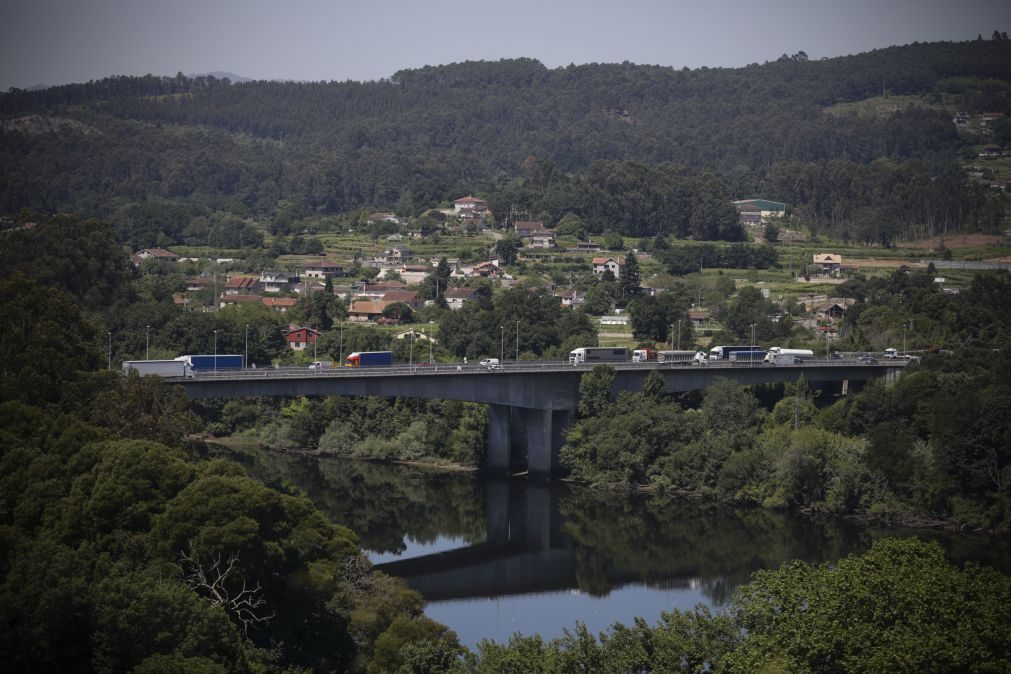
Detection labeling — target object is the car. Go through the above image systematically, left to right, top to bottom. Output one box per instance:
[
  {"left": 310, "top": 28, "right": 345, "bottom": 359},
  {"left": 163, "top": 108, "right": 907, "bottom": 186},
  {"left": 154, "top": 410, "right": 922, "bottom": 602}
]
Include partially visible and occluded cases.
[
  {"left": 829, "top": 352, "right": 842, "bottom": 359},
  {"left": 859, "top": 356, "right": 878, "bottom": 364},
  {"left": 479, "top": 358, "right": 500, "bottom": 368},
  {"left": 309, "top": 361, "right": 324, "bottom": 370},
  {"left": 486, "top": 363, "right": 504, "bottom": 371}
]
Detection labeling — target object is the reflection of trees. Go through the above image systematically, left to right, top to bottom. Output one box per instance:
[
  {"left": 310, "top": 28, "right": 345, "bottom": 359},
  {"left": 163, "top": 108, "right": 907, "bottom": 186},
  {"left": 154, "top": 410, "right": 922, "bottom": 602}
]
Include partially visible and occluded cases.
[
  {"left": 232, "top": 447, "right": 485, "bottom": 554},
  {"left": 559, "top": 488, "right": 875, "bottom": 603}
]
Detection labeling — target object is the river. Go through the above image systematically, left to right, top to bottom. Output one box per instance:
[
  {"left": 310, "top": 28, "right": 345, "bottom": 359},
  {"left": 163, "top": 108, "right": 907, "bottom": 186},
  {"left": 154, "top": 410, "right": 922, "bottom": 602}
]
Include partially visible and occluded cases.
[{"left": 228, "top": 446, "right": 1011, "bottom": 650}]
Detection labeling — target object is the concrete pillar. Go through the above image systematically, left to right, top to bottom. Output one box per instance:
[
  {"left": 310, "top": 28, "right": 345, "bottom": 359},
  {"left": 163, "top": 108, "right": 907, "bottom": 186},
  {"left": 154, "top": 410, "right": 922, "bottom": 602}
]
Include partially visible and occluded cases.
[
  {"left": 487, "top": 404, "right": 511, "bottom": 474},
  {"left": 509, "top": 406, "right": 529, "bottom": 468},
  {"left": 526, "top": 408, "right": 554, "bottom": 478},
  {"left": 484, "top": 478, "right": 510, "bottom": 544}
]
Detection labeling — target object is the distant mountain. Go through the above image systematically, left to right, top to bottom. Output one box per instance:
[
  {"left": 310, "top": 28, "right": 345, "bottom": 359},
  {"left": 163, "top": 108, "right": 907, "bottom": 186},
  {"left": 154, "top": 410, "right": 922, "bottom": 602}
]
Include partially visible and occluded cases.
[{"left": 186, "top": 71, "right": 252, "bottom": 83}]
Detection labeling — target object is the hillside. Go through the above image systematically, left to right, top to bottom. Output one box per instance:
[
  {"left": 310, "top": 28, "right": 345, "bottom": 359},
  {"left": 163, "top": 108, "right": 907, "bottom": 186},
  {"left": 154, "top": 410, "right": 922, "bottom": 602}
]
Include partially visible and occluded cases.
[{"left": 0, "top": 39, "right": 1009, "bottom": 248}]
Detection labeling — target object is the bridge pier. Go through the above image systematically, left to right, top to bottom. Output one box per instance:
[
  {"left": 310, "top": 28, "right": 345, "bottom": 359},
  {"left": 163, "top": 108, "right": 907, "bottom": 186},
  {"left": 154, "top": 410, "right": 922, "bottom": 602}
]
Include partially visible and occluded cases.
[{"left": 486, "top": 405, "right": 574, "bottom": 478}]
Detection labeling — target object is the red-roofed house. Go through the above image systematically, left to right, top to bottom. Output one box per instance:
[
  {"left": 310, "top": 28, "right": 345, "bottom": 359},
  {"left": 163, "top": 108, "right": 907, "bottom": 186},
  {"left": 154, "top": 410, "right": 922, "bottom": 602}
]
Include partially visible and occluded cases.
[
  {"left": 453, "top": 196, "right": 488, "bottom": 215},
  {"left": 132, "top": 248, "right": 179, "bottom": 265},
  {"left": 223, "top": 276, "right": 259, "bottom": 294},
  {"left": 443, "top": 287, "right": 477, "bottom": 310},
  {"left": 381, "top": 290, "right": 423, "bottom": 311},
  {"left": 219, "top": 294, "right": 262, "bottom": 309},
  {"left": 262, "top": 297, "right": 298, "bottom": 313},
  {"left": 348, "top": 300, "right": 389, "bottom": 323},
  {"left": 283, "top": 326, "right": 319, "bottom": 351}
]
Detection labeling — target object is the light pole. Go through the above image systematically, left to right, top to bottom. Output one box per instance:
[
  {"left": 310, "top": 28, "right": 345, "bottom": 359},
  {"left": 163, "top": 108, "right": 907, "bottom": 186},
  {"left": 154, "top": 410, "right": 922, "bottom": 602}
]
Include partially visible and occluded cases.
[
  {"left": 677, "top": 319, "right": 682, "bottom": 351},
  {"left": 515, "top": 320, "right": 519, "bottom": 362},
  {"left": 339, "top": 321, "right": 344, "bottom": 365},
  {"left": 903, "top": 321, "right": 908, "bottom": 357},
  {"left": 429, "top": 322, "right": 434, "bottom": 364},
  {"left": 670, "top": 322, "right": 675, "bottom": 349},
  {"left": 750, "top": 323, "right": 756, "bottom": 348},
  {"left": 244, "top": 324, "right": 249, "bottom": 369},
  {"left": 146, "top": 325, "right": 150, "bottom": 361},
  {"left": 500, "top": 325, "right": 504, "bottom": 364},
  {"left": 213, "top": 330, "right": 218, "bottom": 374},
  {"left": 107, "top": 331, "right": 112, "bottom": 370},
  {"left": 410, "top": 331, "right": 415, "bottom": 369}
]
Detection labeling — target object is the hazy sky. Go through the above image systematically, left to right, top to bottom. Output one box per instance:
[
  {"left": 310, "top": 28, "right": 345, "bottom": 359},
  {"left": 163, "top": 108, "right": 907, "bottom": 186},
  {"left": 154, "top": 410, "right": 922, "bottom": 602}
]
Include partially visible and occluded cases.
[{"left": 1, "top": 0, "right": 1008, "bottom": 89}]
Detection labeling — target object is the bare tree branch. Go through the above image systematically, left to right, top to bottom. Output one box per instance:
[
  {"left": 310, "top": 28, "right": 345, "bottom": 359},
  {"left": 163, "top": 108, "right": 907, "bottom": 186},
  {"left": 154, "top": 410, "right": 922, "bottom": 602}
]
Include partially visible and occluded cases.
[{"left": 179, "top": 543, "right": 274, "bottom": 639}]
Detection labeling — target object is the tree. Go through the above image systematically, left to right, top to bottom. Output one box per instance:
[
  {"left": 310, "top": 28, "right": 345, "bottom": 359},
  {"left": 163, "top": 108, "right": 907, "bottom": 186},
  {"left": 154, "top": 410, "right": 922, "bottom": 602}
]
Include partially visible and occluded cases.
[
  {"left": 763, "top": 222, "right": 779, "bottom": 243},
  {"left": 495, "top": 238, "right": 520, "bottom": 266},
  {"left": 620, "top": 251, "right": 642, "bottom": 299},
  {"left": 578, "top": 365, "right": 616, "bottom": 417},
  {"left": 727, "top": 538, "right": 1011, "bottom": 673}
]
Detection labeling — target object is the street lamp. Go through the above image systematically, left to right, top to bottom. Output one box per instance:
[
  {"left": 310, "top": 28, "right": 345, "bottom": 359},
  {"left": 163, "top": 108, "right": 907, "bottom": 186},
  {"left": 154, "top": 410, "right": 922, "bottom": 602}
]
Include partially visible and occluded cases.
[
  {"left": 677, "top": 319, "right": 682, "bottom": 351},
  {"left": 515, "top": 320, "right": 520, "bottom": 362},
  {"left": 339, "top": 321, "right": 344, "bottom": 365},
  {"left": 429, "top": 322, "right": 434, "bottom": 364},
  {"left": 750, "top": 323, "right": 756, "bottom": 348},
  {"left": 244, "top": 324, "right": 249, "bottom": 369},
  {"left": 146, "top": 325, "right": 150, "bottom": 361},
  {"left": 500, "top": 325, "right": 504, "bottom": 363},
  {"left": 213, "top": 330, "right": 218, "bottom": 374},
  {"left": 107, "top": 331, "right": 112, "bottom": 370},
  {"left": 410, "top": 331, "right": 415, "bottom": 369}
]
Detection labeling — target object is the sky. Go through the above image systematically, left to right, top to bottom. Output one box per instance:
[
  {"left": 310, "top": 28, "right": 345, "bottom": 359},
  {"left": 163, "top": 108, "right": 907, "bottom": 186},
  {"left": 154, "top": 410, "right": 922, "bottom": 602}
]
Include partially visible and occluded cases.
[{"left": 1, "top": 0, "right": 1009, "bottom": 90}]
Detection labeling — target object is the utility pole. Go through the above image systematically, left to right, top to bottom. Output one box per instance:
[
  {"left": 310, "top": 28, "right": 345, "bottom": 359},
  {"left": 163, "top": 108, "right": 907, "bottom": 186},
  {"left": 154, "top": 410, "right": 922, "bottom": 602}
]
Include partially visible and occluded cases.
[
  {"left": 677, "top": 320, "right": 682, "bottom": 351},
  {"left": 244, "top": 324, "right": 249, "bottom": 369},
  {"left": 146, "top": 325, "right": 150, "bottom": 361},
  {"left": 500, "top": 325, "right": 504, "bottom": 363}
]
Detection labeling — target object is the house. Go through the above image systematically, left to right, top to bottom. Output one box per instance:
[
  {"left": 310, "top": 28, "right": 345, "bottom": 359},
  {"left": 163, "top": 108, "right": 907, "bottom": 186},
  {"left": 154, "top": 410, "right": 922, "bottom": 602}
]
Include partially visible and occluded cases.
[
  {"left": 453, "top": 196, "right": 488, "bottom": 215},
  {"left": 732, "top": 199, "right": 786, "bottom": 221},
  {"left": 735, "top": 202, "right": 763, "bottom": 226},
  {"left": 368, "top": 212, "right": 401, "bottom": 224},
  {"left": 515, "top": 221, "right": 546, "bottom": 238},
  {"left": 529, "top": 232, "right": 557, "bottom": 249},
  {"left": 575, "top": 242, "right": 602, "bottom": 252},
  {"left": 375, "top": 246, "right": 413, "bottom": 265},
  {"left": 132, "top": 248, "right": 179, "bottom": 265},
  {"left": 812, "top": 254, "right": 843, "bottom": 276},
  {"left": 592, "top": 257, "right": 623, "bottom": 279},
  {"left": 302, "top": 260, "right": 344, "bottom": 279},
  {"left": 470, "top": 261, "right": 503, "bottom": 278},
  {"left": 400, "top": 264, "right": 432, "bottom": 285},
  {"left": 259, "top": 271, "right": 291, "bottom": 293},
  {"left": 185, "top": 276, "right": 214, "bottom": 292},
  {"left": 223, "top": 276, "right": 259, "bottom": 295},
  {"left": 293, "top": 278, "right": 327, "bottom": 295},
  {"left": 357, "top": 281, "right": 408, "bottom": 299},
  {"left": 443, "top": 287, "right": 477, "bottom": 310},
  {"left": 381, "top": 290, "right": 423, "bottom": 312},
  {"left": 554, "top": 290, "right": 587, "bottom": 308},
  {"left": 219, "top": 294, "right": 261, "bottom": 309},
  {"left": 262, "top": 297, "right": 298, "bottom": 313},
  {"left": 815, "top": 298, "right": 857, "bottom": 322},
  {"left": 347, "top": 300, "right": 388, "bottom": 323},
  {"left": 689, "top": 309, "right": 711, "bottom": 328},
  {"left": 283, "top": 325, "right": 319, "bottom": 351}
]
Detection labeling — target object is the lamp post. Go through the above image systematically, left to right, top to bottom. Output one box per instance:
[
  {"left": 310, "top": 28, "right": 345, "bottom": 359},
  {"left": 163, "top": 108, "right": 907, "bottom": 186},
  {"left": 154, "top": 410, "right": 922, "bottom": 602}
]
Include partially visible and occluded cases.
[
  {"left": 677, "top": 319, "right": 682, "bottom": 351},
  {"left": 515, "top": 320, "right": 519, "bottom": 362},
  {"left": 339, "top": 321, "right": 344, "bottom": 365},
  {"left": 903, "top": 321, "right": 908, "bottom": 357},
  {"left": 429, "top": 322, "right": 434, "bottom": 364},
  {"left": 670, "top": 322, "right": 675, "bottom": 349},
  {"left": 750, "top": 323, "right": 756, "bottom": 348},
  {"left": 244, "top": 324, "right": 249, "bottom": 369},
  {"left": 146, "top": 325, "right": 150, "bottom": 361},
  {"left": 500, "top": 325, "right": 504, "bottom": 364},
  {"left": 213, "top": 330, "right": 218, "bottom": 374},
  {"left": 107, "top": 331, "right": 112, "bottom": 370},
  {"left": 410, "top": 331, "right": 415, "bottom": 369}
]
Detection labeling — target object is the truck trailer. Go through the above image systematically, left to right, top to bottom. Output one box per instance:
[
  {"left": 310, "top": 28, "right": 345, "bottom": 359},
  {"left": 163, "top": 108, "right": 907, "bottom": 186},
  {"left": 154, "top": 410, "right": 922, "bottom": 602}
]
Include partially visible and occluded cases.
[
  {"left": 709, "top": 345, "right": 760, "bottom": 361},
  {"left": 569, "top": 347, "right": 628, "bottom": 365},
  {"left": 767, "top": 347, "right": 814, "bottom": 361},
  {"left": 656, "top": 350, "right": 699, "bottom": 365},
  {"left": 728, "top": 350, "right": 768, "bottom": 363},
  {"left": 345, "top": 351, "right": 394, "bottom": 367},
  {"left": 765, "top": 352, "right": 797, "bottom": 365},
  {"left": 176, "top": 354, "right": 244, "bottom": 371},
  {"left": 122, "top": 359, "right": 193, "bottom": 377}
]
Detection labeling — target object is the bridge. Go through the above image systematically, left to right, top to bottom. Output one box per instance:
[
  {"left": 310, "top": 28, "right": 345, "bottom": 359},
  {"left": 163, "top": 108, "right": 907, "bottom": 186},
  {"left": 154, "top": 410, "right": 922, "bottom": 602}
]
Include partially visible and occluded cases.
[{"left": 174, "top": 358, "right": 906, "bottom": 477}]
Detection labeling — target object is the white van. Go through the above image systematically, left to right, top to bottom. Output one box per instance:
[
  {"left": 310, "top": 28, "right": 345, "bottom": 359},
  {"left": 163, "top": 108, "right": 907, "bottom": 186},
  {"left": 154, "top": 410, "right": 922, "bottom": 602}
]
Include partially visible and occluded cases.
[{"left": 479, "top": 358, "right": 500, "bottom": 369}]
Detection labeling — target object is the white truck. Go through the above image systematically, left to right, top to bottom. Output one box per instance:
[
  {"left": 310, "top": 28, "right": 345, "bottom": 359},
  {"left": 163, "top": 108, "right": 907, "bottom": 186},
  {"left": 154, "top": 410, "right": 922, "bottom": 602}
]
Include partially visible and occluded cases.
[
  {"left": 765, "top": 347, "right": 814, "bottom": 362},
  {"left": 884, "top": 348, "right": 899, "bottom": 358},
  {"left": 656, "top": 350, "right": 699, "bottom": 365},
  {"left": 765, "top": 353, "right": 797, "bottom": 365},
  {"left": 122, "top": 359, "right": 194, "bottom": 377}
]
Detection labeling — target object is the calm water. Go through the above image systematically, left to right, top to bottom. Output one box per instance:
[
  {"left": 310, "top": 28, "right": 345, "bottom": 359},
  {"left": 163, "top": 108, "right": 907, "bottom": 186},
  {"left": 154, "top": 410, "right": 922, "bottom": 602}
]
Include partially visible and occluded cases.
[{"left": 229, "top": 446, "right": 1011, "bottom": 650}]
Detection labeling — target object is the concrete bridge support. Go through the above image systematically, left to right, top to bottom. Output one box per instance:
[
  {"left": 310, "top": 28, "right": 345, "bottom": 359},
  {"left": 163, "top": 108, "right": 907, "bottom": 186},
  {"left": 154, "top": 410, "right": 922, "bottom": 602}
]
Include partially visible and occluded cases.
[{"left": 486, "top": 405, "right": 575, "bottom": 478}]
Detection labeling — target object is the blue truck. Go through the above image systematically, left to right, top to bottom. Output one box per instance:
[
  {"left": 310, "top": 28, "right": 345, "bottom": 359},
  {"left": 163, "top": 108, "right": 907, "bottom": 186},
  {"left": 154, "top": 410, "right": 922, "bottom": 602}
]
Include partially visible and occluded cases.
[
  {"left": 709, "top": 345, "right": 760, "bottom": 361},
  {"left": 728, "top": 350, "right": 769, "bottom": 363},
  {"left": 345, "top": 351, "right": 394, "bottom": 367},
  {"left": 176, "top": 354, "right": 244, "bottom": 372}
]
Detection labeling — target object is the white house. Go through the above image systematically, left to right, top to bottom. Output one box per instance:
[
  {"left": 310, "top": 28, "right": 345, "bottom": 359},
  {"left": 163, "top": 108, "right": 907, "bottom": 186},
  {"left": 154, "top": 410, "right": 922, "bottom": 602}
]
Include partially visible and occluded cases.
[{"left": 592, "top": 257, "right": 623, "bottom": 279}]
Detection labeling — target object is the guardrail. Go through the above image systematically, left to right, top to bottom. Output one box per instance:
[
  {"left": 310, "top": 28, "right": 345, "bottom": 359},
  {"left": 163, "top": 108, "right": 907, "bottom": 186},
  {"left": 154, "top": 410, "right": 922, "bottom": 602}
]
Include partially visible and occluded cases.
[{"left": 167, "top": 355, "right": 906, "bottom": 381}]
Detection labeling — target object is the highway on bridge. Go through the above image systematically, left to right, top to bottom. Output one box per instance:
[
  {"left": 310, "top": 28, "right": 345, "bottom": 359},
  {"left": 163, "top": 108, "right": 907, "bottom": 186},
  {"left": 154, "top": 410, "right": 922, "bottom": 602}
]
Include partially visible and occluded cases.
[{"left": 168, "top": 356, "right": 907, "bottom": 476}]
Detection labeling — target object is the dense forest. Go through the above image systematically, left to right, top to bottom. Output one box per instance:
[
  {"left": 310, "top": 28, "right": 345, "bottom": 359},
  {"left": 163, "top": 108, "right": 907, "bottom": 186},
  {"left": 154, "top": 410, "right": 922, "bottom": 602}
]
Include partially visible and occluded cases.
[{"left": 2, "top": 39, "right": 1009, "bottom": 246}]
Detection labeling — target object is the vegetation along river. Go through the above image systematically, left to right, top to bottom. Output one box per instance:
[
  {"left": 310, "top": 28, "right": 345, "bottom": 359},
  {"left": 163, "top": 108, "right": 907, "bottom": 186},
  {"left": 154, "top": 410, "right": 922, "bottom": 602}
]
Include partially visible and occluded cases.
[{"left": 229, "top": 445, "right": 1011, "bottom": 650}]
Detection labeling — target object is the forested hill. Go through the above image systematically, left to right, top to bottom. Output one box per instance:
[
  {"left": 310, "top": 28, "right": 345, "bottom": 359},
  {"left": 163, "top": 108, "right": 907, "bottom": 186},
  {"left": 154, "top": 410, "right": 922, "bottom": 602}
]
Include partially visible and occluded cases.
[{"left": 1, "top": 39, "right": 1009, "bottom": 245}]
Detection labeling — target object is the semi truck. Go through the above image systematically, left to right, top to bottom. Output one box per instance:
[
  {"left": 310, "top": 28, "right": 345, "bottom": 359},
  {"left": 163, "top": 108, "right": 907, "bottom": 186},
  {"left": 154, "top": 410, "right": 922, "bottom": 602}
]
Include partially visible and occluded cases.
[
  {"left": 709, "top": 345, "right": 760, "bottom": 361},
  {"left": 569, "top": 347, "right": 628, "bottom": 365},
  {"left": 764, "top": 347, "right": 813, "bottom": 363},
  {"left": 632, "top": 348, "right": 656, "bottom": 363},
  {"left": 728, "top": 350, "right": 768, "bottom": 363},
  {"left": 345, "top": 351, "right": 394, "bottom": 367},
  {"left": 175, "top": 354, "right": 244, "bottom": 371},
  {"left": 122, "top": 359, "right": 193, "bottom": 377}
]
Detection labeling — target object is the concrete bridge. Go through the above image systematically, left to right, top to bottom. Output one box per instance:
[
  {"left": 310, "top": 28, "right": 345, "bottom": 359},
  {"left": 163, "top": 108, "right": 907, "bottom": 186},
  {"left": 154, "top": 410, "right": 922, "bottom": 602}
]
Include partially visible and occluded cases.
[{"left": 175, "top": 358, "right": 905, "bottom": 477}]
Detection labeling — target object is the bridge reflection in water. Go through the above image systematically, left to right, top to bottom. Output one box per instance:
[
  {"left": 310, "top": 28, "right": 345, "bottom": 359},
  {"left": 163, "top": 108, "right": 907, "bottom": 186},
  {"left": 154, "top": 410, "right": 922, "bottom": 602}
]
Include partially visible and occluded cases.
[{"left": 374, "top": 479, "right": 697, "bottom": 602}]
